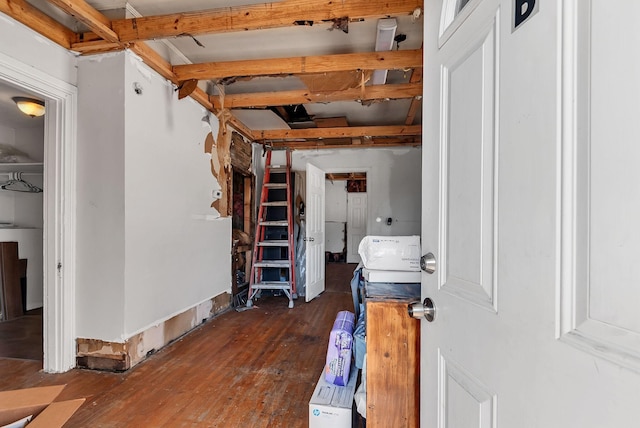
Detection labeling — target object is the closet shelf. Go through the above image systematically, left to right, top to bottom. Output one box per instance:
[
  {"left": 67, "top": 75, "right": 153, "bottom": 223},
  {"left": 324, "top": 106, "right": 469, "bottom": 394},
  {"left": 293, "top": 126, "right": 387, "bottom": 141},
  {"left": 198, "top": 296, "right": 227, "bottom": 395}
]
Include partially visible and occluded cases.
[{"left": 0, "top": 163, "right": 43, "bottom": 173}]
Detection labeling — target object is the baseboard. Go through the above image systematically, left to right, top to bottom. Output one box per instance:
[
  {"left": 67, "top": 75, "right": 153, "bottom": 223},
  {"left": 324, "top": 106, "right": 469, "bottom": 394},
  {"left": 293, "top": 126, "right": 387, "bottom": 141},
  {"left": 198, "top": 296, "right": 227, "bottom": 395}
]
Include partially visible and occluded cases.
[{"left": 76, "top": 292, "right": 231, "bottom": 371}]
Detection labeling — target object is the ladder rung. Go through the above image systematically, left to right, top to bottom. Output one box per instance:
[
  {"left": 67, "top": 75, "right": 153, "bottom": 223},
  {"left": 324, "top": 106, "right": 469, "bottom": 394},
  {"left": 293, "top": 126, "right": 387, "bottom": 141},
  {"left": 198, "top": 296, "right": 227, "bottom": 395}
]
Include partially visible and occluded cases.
[
  {"left": 268, "top": 165, "right": 286, "bottom": 171},
  {"left": 265, "top": 183, "right": 287, "bottom": 189},
  {"left": 262, "top": 201, "right": 288, "bottom": 206},
  {"left": 259, "top": 220, "right": 288, "bottom": 227},
  {"left": 257, "top": 240, "right": 289, "bottom": 247},
  {"left": 254, "top": 260, "right": 291, "bottom": 268},
  {"left": 251, "top": 281, "right": 291, "bottom": 290}
]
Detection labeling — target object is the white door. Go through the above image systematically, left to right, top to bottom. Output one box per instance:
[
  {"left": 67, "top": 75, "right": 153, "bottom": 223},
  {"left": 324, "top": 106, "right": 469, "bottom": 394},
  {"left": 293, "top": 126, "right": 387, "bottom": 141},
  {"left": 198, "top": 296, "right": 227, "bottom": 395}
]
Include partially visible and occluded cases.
[
  {"left": 421, "top": 0, "right": 640, "bottom": 426},
  {"left": 305, "top": 162, "right": 325, "bottom": 301},
  {"left": 346, "top": 193, "right": 367, "bottom": 263}
]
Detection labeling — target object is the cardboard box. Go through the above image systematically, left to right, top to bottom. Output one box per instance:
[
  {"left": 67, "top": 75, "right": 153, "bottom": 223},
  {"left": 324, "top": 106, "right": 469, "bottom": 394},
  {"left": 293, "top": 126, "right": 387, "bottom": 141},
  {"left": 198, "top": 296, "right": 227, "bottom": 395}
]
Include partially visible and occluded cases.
[
  {"left": 309, "top": 368, "right": 357, "bottom": 428},
  {"left": 0, "top": 385, "right": 85, "bottom": 428}
]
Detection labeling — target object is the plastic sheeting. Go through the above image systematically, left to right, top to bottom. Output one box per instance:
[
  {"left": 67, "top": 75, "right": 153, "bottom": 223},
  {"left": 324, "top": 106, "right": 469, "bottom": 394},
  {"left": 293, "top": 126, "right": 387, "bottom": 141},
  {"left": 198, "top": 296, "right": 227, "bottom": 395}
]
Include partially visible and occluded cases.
[
  {"left": 295, "top": 220, "right": 306, "bottom": 297},
  {"left": 350, "top": 265, "right": 366, "bottom": 370}
]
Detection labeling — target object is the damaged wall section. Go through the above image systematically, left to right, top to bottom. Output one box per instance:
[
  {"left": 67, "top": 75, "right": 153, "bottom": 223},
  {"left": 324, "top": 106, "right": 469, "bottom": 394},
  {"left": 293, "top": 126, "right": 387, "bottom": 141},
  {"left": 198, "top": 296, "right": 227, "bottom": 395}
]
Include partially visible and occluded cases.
[{"left": 75, "top": 51, "right": 232, "bottom": 366}]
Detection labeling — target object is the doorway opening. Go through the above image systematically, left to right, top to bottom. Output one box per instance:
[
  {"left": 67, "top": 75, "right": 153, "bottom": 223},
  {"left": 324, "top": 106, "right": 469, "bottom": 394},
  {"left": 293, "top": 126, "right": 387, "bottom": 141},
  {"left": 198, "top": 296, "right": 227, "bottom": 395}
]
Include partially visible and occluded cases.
[
  {"left": 0, "top": 52, "right": 77, "bottom": 372},
  {"left": 0, "top": 81, "right": 45, "bottom": 363},
  {"left": 325, "top": 172, "right": 367, "bottom": 264}
]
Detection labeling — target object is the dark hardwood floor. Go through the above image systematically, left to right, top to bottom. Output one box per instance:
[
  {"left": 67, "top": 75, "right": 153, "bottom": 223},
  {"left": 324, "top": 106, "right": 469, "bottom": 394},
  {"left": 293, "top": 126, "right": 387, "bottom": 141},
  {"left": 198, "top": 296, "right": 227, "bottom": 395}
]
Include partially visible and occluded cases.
[
  {"left": 0, "top": 263, "right": 356, "bottom": 427},
  {"left": 0, "top": 307, "right": 43, "bottom": 360}
]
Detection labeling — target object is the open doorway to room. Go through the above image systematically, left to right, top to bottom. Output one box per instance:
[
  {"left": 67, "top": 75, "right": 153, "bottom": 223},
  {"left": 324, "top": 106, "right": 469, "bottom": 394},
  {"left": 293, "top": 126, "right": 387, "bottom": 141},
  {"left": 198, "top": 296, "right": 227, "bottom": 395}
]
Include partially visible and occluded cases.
[
  {"left": 0, "top": 55, "right": 77, "bottom": 373},
  {"left": 0, "top": 80, "right": 45, "bottom": 363},
  {"left": 325, "top": 172, "right": 367, "bottom": 264}
]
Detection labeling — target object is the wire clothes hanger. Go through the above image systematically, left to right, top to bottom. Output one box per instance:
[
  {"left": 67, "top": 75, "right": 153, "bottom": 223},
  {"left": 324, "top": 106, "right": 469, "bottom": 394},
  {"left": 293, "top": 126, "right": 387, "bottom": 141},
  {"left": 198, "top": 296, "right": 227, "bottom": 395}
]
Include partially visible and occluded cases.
[{"left": 0, "top": 172, "right": 42, "bottom": 193}]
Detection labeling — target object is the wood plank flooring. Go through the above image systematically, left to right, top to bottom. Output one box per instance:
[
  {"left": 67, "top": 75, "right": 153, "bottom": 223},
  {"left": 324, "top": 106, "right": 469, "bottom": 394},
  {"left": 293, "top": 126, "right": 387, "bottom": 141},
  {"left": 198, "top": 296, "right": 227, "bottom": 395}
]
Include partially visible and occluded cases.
[
  {"left": 0, "top": 263, "right": 356, "bottom": 427},
  {"left": 0, "top": 308, "right": 42, "bottom": 360}
]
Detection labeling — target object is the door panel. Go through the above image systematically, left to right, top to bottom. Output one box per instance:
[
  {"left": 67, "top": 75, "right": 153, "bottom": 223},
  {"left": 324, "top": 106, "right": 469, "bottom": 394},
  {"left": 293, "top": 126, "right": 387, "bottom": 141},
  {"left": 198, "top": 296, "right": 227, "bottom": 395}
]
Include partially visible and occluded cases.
[
  {"left": 559, "top": 0, "right": 640, "bottom": 372},
  {"left": 442, "top": 21, "right": 497, "bottom": 312},
  {"left": 305, "top": 162, "right": 325, "bottom": 301},
  {"left": 347, "top": 193, "right": 367, "bottom": 263},
  {"left": 441, "top": 353, "right": 496, "bottom": 428}
]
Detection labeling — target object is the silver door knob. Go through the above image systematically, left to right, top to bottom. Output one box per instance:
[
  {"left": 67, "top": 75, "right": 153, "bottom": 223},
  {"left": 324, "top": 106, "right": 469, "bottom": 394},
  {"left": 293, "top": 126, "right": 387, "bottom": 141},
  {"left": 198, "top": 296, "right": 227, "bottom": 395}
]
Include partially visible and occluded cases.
[
  {"left": 420, "top": 253, "right": 436, "bottom": 274},
  {"left": 408, "top": 298, "right": 436, "bottom": 322}
]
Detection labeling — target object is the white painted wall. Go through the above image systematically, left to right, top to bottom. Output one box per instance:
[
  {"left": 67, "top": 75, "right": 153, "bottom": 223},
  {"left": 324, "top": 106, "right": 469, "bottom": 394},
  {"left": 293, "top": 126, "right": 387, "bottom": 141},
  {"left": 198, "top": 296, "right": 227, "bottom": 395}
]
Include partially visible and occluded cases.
[
  {"left": 0, "top": 14, "right": 77, "bottom": 85},
  {"left": 75, "top": 51, "right": 231, "bottom": 342},
  {"left": 122, "top": 52, "right": 231, "bottom": 337},
  {"left": 76, "top": 53, "right": 126, "bottom": 341},
  {"left": 282, "top": 148, "right": 422, "bottom": 237},
  {"left": 325, "top": 180, "right": 347, "bottom": 222}
]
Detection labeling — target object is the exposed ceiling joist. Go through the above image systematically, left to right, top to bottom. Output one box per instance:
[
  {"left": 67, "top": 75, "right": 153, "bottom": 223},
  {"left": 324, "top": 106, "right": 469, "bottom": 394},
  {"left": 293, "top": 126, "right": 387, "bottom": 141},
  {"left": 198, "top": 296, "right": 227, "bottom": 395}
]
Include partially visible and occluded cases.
[
  {"left": 0, "top": 0, "right": 76, "bottom": 48},
  {"left": 30, "top": 0, "right": 254, "bottom": 140},
  {"left": 47, "top": 0, "right": 119, "bottom": 43},
  {"left": 106, "top": 0, "right": 423, "bottom": 43},
  {"left": 4, "top": 1, "right": 423, "bottom": 147},
  {"left": 71, "top": 39, "right": 122, "bottom": 55},
  {"left": 173, "top": 50, "right": 423, "bottom": 81},
  {"left": 405, "top": 67, "right": 423, "bottom": 125},
  {"left": 210, "top": 82, "right": 422, "bottom": 109},
  {"left": 256, "top": 125, "right": 421, "bottom": 140},
  {"left": 270, "top": 136, "right": 421, "bottom": 149},
  {"left": 326, "top": 172, "right": 367, "bottom": 181}
]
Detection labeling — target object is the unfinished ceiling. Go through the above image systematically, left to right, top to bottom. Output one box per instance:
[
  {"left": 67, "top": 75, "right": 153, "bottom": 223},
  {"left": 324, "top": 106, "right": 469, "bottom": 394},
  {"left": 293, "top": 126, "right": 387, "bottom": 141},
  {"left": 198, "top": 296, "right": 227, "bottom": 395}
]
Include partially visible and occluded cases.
[{"left": 3, "top": 0, "right": 424, "bottom": 149}]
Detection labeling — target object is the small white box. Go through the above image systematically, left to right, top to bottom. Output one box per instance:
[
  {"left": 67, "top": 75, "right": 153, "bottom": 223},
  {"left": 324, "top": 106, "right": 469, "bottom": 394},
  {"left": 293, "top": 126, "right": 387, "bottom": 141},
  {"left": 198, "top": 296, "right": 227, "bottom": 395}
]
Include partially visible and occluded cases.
[
  {"left": 358, "top": 235, "right": 421, "bottom": 271},
  {"left": 309, "top": 368, "right": 357, "bottom": 428}
]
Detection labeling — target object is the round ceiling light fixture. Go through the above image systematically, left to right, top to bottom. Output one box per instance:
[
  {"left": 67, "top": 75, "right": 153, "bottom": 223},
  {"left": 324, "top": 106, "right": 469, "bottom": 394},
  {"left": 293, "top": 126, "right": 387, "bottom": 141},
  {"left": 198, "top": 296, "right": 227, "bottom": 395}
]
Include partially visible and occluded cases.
[{"left": 12, "top": 97, "right": 45, "bottom": 118}]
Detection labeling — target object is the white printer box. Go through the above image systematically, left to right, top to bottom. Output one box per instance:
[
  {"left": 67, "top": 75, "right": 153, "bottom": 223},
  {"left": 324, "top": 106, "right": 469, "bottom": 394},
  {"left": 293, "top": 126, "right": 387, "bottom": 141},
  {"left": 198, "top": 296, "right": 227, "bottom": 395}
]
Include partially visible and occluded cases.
[
  {"left": 358, "top": 235, "right": 421, "bottom": 271},
  {"left": 309, "top": 368, "right": 357, "bottom": 428}
]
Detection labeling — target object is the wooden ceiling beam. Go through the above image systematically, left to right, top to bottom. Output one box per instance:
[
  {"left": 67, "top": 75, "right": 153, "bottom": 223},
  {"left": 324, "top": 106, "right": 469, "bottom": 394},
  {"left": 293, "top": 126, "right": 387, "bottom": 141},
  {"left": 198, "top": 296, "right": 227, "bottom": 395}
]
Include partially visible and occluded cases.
[
  {"left": 0, "top": 0, "right": 76, "bottom": 48},
  {"left": 46, "top": 0, "right": 119, "bottom": 43},
  {"left": 109, "top": 0, "right": 423, "bottom": 43},
  {"left": 71, "top": 40, "right": 123, "bottom": 55},
  {"left": 173, "top": 49, "right": 423, "bottom": 81},
  {"left": 405, "top": 67, "right": 423, "bottom": 125},
  {"left": 210, "top": 82, "right": 422, "bottom": 109},
  {"left": 256, "top": 125, "right": 421, "bottom": 140},
  {"left": 270, "top": 136, "right": 421, "bottom": 149},
  {"left": 325, "top": 172, "right": 367, "bottom": 181}
]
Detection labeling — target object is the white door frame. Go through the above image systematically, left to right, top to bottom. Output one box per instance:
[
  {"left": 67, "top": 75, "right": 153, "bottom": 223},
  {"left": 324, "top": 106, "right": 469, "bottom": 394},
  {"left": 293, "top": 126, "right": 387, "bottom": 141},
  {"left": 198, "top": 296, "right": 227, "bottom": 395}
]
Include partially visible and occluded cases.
[{"left": 0, "top": 51, "right": 77, "bottom": 373}]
